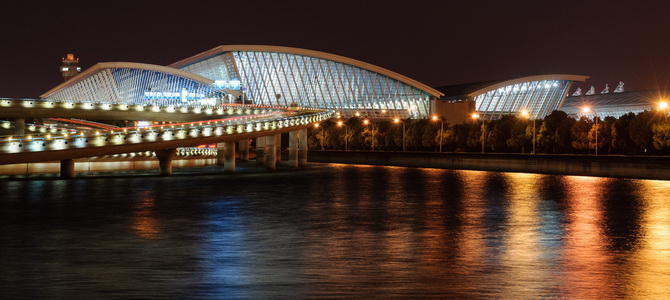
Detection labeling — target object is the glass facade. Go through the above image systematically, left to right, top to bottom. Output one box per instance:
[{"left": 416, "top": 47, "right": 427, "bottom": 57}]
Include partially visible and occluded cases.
[
  {"left": 178, "top": 51, "right": 434, "bottom": 118},
  {"left": 45, "top": 67, "right": 225, "bottom": 106},
  {"left": 474, "top": 80, "right": 572, "bottom": 120},
  {"left": 561, "top": 89, "right": 668, "bottom": 119}
]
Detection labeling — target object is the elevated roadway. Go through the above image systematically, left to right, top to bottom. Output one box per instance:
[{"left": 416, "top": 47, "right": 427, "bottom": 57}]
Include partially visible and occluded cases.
[{"left": 0, "top": 99, "right": 331, "bottom": 177}]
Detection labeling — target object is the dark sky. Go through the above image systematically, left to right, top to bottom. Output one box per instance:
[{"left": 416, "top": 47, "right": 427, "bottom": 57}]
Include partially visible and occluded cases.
[{"left": 3, "top": 0, "right": 670, "bottom": 98}]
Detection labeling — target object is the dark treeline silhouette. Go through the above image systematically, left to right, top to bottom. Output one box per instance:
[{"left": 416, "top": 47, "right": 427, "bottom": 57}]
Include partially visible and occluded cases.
[{"left": 308, "top": 110, "right": 670, "bottom": 155}]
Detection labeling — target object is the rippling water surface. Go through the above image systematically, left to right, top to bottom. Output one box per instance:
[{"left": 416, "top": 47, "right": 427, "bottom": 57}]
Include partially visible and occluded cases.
[{"left": 1, "top": 163, "right": 670, "bottom": 299}]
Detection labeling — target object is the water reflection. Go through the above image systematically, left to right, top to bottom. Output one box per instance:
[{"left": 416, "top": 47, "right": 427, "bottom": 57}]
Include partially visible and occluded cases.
[
  {"left": 2, "top": 165, "right": 670, "bottom": 298},
  {"left": 629, "top": 180, "right": 670, "bottom": 298},
  {"left": 132, "top": 190, "right": 160, "bottom": 240}
]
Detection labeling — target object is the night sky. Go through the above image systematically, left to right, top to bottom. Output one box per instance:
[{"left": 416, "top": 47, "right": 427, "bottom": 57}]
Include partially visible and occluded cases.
[{"left": 3, "top": 0, "right": 670, "bottom": 98}]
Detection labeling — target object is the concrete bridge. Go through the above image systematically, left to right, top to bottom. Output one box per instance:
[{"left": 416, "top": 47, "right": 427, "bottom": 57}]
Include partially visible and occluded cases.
[{"left": 0, "top": 98, "right": 331, "bottom": 178}]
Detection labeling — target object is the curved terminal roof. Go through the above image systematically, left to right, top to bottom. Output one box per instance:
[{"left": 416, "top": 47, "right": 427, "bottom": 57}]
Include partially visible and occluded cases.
[
  {"left": 169, "top": 45, "right": 443, "bottom": 98},
  {"left": 41, "top": 62, "right": 215, "bottom": 98},
  {"left": 436, "top": 74, "right": 589, "bottom": 99}
]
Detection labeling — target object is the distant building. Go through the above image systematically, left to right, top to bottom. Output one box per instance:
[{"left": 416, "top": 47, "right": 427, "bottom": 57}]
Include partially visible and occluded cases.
[
  {"left": 60, "top": 54, "right": 81, "bottom": 81},
  {"left": 434, "top": 75, "right": 589, "bottom": 121},
  {"left": 561, "top": 89, "right": 670, "bottom": 119}
]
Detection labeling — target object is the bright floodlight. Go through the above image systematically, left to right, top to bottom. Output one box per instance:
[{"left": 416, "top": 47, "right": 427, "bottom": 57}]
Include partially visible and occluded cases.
[
  {"left": 659, "top": 101, "right": 669, "bottom": 110},
  {"left": 582, "top": 106, "right": 591, "bottom": 113},
  {"left": 520, "top": 109, "right": 530, "bottom": 118},
  {"left": 472, "top": 113, "right": 480, "bottom": 119},
  {"left": 431, "top": 115, "right": 438, "bottom": 121},
  {"left": 393, "top": 118, "right": 400, "bottom": 123},
  {"left": 363, "top": 119, "right": 370, "bottom": 125},
  {"left": 337, "top": 121, "right": 343, "bottom": 126},
  {"left": 314, "top": 123, "right": 320, "bottom": 127}
]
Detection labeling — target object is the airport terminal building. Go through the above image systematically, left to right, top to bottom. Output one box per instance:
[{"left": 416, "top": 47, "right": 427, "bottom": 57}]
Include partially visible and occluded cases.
[{"left": 39, "top": 45, "right": 660, "bottom": 123}]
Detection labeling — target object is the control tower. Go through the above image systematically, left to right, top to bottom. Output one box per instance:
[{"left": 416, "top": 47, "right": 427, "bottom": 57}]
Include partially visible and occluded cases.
[{"left": 60, "top": 54, "right": 81, "bottom": 81}]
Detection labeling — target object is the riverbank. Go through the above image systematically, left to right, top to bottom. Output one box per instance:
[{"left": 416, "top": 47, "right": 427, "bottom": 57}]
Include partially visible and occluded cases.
[{"left": 308, "top": 150, "right": 670, "bottom": 180}]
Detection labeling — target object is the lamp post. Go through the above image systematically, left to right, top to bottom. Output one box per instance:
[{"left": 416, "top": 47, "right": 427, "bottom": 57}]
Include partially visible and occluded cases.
[
  {"left": 659, "top": 101, "right": 669, "bottom": 119},
  {"left": 582, "top": 106, "right": 598, "bottom": 155},
  {"left": 520, "top": 109, "right": 535, "bottom": 154},
  {"left": 472, "top": 113, "right": 485, "bottom": 153},
  {"left": 432, "top": 115, "right": 444, "bottom": 152},
  {"left": 394, "top": 117, "right": 406, "bottom": 152},
  {"left": 363, "top": 119, "right": 375, "bottom": 151},
  {"left": 337, "top": 120, "right": 348, "bottom": 151}
]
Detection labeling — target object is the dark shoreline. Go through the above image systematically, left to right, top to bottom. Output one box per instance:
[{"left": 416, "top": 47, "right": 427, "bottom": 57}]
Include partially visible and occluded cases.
[{"left": 308, "top": 150, "right": 670, "bottom": 181}]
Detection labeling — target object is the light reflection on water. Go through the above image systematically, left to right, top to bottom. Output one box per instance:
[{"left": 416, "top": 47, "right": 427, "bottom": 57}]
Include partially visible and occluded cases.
[{"left": 1, "top": 164, "right": 670, "bottom": 298}]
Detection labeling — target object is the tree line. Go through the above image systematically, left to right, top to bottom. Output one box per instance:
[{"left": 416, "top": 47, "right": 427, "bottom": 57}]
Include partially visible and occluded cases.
[{"left": 307, "top": 110, "right": 670, "bottom": 155}]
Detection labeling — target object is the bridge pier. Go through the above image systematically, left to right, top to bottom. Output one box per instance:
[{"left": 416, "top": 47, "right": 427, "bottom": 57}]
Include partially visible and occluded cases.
[
  {"left": 14, "top": 118, "right": 25, "bottom": 136},
  {"left": 299, "top": 128, "right": 308, "bottom": 167},
  {"left": 289, "top": 131, "right": 299, "bottom": 168},
  {"left": 275, "top": 134, "right": 281, "bottom": 163},
  {"left": 265, "top": 135, "right": 276, "bottom": 170},
  {"left": 256, "top": 137, "right": 266, "bottom": 164},
  {"left": 239, "top": 139, "right": 249, "bottom": 161},
  {"left": 223, "top": 141, "right": 235, "bottom": 172},
  {"left": 155, "top": 149, "right": 177, "bottom": 176},
  {"left": 60, "top": 159, "right": 75, "bottom": 179}
]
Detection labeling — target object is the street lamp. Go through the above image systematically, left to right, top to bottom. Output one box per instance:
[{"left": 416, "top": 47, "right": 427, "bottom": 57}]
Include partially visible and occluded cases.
[
  {"left": 658, "top": 101, "right": 669, "bottom": 119},
  {"left": 582, "top": 106, "right": 598, "bottom": 156},
  {"left": 520, "top": 109, "right": 535, "bottom": 154},
  {"left": 472, "top": 113, "right": 485, "bottom": 153},
  {"left": 432, "top": 115, "right": 444, "bottom": 152},
  {"left": 394, "top": 117, "right": 405, "bottom": 152},
  {"left": 363, "top": 119, "right": 375, "bottom": 151},
  {"left": 337, "top": 120, "right": 348, "bottom": 151}
]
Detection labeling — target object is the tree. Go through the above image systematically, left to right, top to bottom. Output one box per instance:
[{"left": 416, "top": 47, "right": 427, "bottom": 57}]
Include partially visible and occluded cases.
[
  {"left": 537, "top": 111, "right": 574, "bottom": 154},
  {"left": 629, "top": 111, "right": 658, "bottom": 154},
  {"left": 611, "top": 112, "right": 637, "bottom": 154},
  {"left": 571, "top": 116, "right": 591, "bottom": 152},
  {"left": 652, "top": 118, "right": 670, "bottom": 152}
]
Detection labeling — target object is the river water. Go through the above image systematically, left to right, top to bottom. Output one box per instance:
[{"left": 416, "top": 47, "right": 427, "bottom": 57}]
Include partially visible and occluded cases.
[{"left": 1, "top": 163, "right": 669, "bottom": 299}]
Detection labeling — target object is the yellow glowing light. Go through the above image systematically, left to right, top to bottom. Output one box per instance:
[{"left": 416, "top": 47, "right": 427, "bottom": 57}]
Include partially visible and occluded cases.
[
  {"left": 658, "top": 101, "right": 669, "bottom": 110},
  {"left": 582, "top": 106, "right": 591, "bottom": 113},
  {"left": 520, "top": 109, "right": 530, "bottom": 118},
  {"left": 472, "top": 113, "right": 480, "bottom": 119},
  {"left": 431, "top": 115, "right": 438, "bottom": 121},
  {"left": 393, "top": 118, "right": 400, "bottom": 123},
  {"left": 363, "top": 119, "right": 370, "bottom": 125},
  {"left": 337, "top": 121, "right": 344, "bottom": 126},
  {"left": 314, "top": 123, "right": 320, "bottom": 127}
]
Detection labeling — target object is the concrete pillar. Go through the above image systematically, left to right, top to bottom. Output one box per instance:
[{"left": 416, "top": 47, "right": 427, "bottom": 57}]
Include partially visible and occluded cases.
[
  {"left": 14, "top": 118, "right": 25, "bottom": 136},
  {"left": 299, "top": 128, "right": 308, "bottom": 167},
  {"left": 288, "top": 131, "right": 299, "bottom": 168},
  {"left": 275, "top": 134, "right": 281, "bottom": 163},
  {"left": 265, "top": 135, "right": 276, "bottom": 170},
  {"left": 256, "top": 137, "right": 266, "bottom": 164},
  {"left": 239, "top": 139, "right": 250, "bottom": 161},
  {"left": 223, "top": 141, "right": 236, "bottom": 172},
  {"left": 216, "top": 143, "right": 225, "bottom": 165},
  {"left": 155, "top": 148, "right": 177, "bottom": 176},
  {"left": 60, "top": 159, "right": 75, "bottom": 179}
]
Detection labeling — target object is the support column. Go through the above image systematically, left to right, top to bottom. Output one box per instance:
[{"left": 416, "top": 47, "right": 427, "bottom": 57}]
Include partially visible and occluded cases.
[
  {"left": 14, "top": 118, "right": 25, "bottom": 136},
  {"left": 299, "top": 128, "right": 308, "bottom": 167},
  {"left": 288, "top": 131, "right": 299, "bottom": 168},
  {"left": 275, "top": 134, "right": 281, "bottom": 163},
  {"left": 265, "top": 135, "right": 276, "bottom": 170},
  {"left": 256, "top": 137, "right": 266, "bottom": 164},
  {"left": 239, "top": 139, "right": 249, "bottom": 161},
  {"left": 223, "top": 141, "right": 236, "bottom": 172},
  {"left": 216, "top": 143, "right": 226, "bottom": 165},
  {"left": 155, "top": 149, "right": 176, "bottom": 176},
  {"left": 60, "top": 159, "right": 75, "bottom": 179}
]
